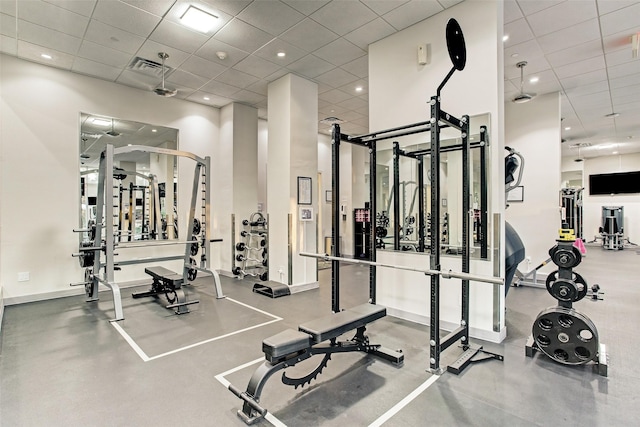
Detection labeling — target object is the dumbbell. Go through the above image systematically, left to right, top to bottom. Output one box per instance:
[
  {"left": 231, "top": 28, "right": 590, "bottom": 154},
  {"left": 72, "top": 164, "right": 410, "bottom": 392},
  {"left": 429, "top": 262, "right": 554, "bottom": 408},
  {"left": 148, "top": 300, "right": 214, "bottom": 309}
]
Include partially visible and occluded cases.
[
  {"left": 236, "top": 242, "right": 246, "bottom": 251},
  {"left": 232, "top": 266, "right": 242, "bottom": 276}
]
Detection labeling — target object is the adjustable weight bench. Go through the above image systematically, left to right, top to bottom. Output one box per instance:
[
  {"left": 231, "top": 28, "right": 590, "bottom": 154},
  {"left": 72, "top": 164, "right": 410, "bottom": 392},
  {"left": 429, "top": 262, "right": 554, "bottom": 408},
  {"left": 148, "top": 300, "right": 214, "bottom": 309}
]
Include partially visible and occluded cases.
[
  {"left": 132, "top": 266, "right": 199, "bottom": 314},
  {"left": 229, "top": 303, "right": 403, "bottom": 424}
]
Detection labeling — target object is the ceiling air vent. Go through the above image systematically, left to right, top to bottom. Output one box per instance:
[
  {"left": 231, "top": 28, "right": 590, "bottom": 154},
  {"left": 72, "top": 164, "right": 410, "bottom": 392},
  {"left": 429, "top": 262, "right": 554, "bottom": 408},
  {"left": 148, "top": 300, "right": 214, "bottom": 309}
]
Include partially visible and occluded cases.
[
  {"left": 128, "top": 56, "right": 174, "bottom": 78},
  {"left": 568, "top": 142, "right": 591, "bottom": 149}
]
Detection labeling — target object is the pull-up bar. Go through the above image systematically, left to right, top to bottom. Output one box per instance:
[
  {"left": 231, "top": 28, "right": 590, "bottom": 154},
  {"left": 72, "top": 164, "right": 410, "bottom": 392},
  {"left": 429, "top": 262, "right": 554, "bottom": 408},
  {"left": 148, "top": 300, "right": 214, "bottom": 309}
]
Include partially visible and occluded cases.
[{"left": 299, "top": 252, "right": 503, "bottom": 286}]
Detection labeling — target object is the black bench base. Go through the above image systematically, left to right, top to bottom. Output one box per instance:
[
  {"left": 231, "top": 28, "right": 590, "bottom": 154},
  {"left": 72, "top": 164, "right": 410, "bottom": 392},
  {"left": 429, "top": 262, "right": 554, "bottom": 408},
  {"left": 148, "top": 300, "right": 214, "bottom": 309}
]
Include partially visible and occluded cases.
[
  {"left": 132, "top": 266, "right": 199, "bottom": 314},
  {"left": 252, "top": 282, "right": 291, "bottom": 298},
  {"left": 229, "top": 303, "right": 403, "bottom": 424}
]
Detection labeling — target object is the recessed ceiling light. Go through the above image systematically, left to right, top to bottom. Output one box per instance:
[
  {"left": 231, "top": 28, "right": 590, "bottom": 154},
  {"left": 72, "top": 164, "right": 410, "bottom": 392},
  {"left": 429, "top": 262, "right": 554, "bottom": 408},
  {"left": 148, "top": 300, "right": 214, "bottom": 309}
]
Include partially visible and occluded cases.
[
  {"left": 180, "top": 5, "right": 218, "bottom": 33},
  {"left": 503, "top": 35, "right": 509, "bottom": 42},
  {"left": 216, "top": 51, "right": 227, "bottom": 60},
  {"left": 277, "top": 52, "right": 286, "bottom": 58},
  {"left": 40, "top": 53, "right": 52, "bottom": 59},
  {"left": 511, "top": 53, "right": 519, "bottom": 58},
  {"left": 529, "top": 76, "right": 539, "bottom": 83},
  {"left": 355, "top": 86, "right": 363, "bottom": 92},
  {"left": 203, "top": 96, "right": 210, "bottom": 100},
  {"left": 605, "top": 112, "right": 620, "bottom": 118},
  {"left": 92, "top": 118, "right": 111, "bottom": 126},
  {"left": 564, "top": 127, "right": 571, "bottom": 131},
  {"left": 151, "top": 129, "right": 157, "bottom": 133},
  {"left": 128, "top": 144, "right": 132, "bottom": 146},
  {"left": 613, "top": 151, "right": 618, "bottom": 154}
]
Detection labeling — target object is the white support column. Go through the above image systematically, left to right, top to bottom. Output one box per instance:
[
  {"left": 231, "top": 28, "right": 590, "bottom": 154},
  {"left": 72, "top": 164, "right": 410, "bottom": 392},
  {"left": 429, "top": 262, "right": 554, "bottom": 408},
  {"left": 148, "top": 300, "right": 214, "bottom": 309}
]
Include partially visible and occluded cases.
[{"left": 267, "top": 74, "right": 318, "bottom": 290}]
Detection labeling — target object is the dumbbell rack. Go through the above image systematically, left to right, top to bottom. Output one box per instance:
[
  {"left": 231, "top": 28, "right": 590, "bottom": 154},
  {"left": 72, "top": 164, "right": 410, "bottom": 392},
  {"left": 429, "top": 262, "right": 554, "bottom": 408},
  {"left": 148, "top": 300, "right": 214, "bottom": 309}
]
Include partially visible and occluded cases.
[
  {"left": 232, "top": 212, "right": 268, "bottom": 281},
  {"left": 526, "top": 239, "right": 608, "bottom": 376}
]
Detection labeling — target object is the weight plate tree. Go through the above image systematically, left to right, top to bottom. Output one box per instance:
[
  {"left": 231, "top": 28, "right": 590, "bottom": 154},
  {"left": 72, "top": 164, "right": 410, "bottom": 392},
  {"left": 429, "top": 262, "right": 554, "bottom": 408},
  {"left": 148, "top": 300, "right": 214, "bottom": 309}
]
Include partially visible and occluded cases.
[
  {"left": 232, "top": 212, "right": 268, "bottom": 281},
  {"left": 526, "top": 239, "right": 607, "bottom": 376}
]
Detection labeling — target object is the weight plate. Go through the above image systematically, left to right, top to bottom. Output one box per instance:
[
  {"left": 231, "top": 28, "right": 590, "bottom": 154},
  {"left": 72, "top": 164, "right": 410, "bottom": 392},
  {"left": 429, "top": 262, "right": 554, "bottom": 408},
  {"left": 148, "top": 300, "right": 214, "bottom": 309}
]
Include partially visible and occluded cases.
[
  {"left": 446, "top": 18, "right": 467, "bottom": 71},
  {"left": 193, "top": 218, "right": 201, "bottom": 235},
  {"left": 190, "top": 235, "right": 199, "bottom": 256},
  {"left": 550, "top": 246, "right": 581, "bottom": 269},
  {"left": 187, "top": 258, "right": 197, "bottom": 281},
  {"left": 84, "top": 268, "right": 94, "bottom": 297},
  {"left": 546, "top": 271, "right": 588, "bottom": 302},
  {"left": 259, "top": 272, "right": 268, "bottom": 281},
  {"left": 532, "top": 306, "right": 599, "bottom": 365}
]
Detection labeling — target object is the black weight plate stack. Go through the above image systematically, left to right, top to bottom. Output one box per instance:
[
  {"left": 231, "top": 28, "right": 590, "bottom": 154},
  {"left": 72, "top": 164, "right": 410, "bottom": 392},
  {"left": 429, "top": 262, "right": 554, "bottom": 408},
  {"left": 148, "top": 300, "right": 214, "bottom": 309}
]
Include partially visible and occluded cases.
[{"left": 532, "top": 306, "right": 599, "bottom": 365}]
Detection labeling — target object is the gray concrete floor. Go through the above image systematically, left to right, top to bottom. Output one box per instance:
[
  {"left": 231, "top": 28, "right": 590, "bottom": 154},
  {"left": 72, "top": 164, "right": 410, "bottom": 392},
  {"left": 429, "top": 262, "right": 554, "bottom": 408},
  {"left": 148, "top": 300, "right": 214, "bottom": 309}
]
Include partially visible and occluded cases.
[{"left": 1, "top": 246, "right": 638, "bottom": 426}]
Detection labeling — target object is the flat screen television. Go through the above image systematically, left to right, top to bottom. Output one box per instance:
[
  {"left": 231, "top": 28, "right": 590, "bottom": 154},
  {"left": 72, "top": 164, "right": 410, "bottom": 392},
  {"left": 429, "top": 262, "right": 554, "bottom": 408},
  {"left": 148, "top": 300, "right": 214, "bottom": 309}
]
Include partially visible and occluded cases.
[{"left": 588, "top": 171, "right": 640, "bottom": 195}]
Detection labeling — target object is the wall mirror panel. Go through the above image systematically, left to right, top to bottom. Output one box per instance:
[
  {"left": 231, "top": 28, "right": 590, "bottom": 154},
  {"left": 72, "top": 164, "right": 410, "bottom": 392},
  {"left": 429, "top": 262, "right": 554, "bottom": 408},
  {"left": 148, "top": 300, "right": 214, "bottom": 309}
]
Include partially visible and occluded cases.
[
  {"left": 79, "top": 113, "right": 179, "bottom": 242},
  {"left": 374, "top": 114, "right": 492, "bottom": 260}
]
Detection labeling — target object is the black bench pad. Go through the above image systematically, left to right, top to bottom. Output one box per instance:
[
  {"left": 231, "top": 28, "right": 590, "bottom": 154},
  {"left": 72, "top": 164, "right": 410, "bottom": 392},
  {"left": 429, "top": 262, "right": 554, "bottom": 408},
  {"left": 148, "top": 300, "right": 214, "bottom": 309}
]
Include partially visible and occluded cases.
[
  {"left": 144, "top": 266, "right": 183, "bottom": 287},
  {"left": 298, "top": 303, "right": 386, "bottom": 344},
  {"left": 263, "top": 329, "right": 312, "bottom": 361}
]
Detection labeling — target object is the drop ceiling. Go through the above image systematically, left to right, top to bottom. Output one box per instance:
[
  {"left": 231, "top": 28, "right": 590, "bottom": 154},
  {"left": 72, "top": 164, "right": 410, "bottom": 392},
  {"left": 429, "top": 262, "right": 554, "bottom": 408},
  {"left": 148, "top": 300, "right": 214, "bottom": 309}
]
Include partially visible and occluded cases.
[{"left": 1, "top": 0, "right": 639, "bottom": 160}]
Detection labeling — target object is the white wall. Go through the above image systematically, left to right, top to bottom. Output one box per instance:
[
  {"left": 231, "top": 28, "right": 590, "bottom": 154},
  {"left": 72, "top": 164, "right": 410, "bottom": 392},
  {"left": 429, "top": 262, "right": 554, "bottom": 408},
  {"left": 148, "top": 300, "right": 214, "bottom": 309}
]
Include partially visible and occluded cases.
[
  {"left": 369, "top": 0, "right": 505, "bottom": 340},
  {"left": 0, "top": 54, "right": 220, "bottom": 303},
  {"left": 505, "top": 92, "right": 561, "bottom": 274},
  {"left": 258, "top": 119, "right": 268, "bottom": 211},
  {"left": 318, "top": 133, "right": 332, "bottom": 252},
  {"left": 582, "top": 153, "right": 640, "bottom": 243}
]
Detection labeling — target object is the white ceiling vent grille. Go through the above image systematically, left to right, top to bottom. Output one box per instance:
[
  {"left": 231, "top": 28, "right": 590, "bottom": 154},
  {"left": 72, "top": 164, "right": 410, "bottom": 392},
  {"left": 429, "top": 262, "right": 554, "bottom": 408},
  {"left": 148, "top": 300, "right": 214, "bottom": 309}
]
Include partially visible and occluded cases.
[
  {"left": 128, "top": 56, "right": 174, "bottom": 78},
  {"left": 568, "top": 142, "right": 592, "bottom": 149}
]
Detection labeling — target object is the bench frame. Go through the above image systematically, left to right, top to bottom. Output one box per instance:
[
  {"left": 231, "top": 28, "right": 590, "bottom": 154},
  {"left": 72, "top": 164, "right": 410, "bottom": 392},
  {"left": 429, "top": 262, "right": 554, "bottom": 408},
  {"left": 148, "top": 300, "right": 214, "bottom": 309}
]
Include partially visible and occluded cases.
[{"left": 132, "top": 266, "right": 199, "bottom": 314}]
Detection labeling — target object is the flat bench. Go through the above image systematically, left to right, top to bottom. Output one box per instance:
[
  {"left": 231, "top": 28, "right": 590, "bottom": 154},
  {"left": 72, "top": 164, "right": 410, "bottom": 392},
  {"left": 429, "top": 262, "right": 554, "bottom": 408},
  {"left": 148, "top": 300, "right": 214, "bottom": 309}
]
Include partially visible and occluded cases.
[
  {"left": 132, "top": 266, "right": 198, "bottom": 314},
  {"left": 230, "top": 303, "right": 403, "bottom": 424}
]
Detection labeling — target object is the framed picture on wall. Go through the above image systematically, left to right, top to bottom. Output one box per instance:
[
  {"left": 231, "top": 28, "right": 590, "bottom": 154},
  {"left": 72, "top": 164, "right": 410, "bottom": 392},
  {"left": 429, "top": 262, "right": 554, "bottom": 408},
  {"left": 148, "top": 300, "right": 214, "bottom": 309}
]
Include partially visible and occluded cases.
[
  {"left": 297, "top": 176, "right": 312, "bottom": 205},
  {"left": 299, "top": 206, "right": 314, "bottom": 221}
]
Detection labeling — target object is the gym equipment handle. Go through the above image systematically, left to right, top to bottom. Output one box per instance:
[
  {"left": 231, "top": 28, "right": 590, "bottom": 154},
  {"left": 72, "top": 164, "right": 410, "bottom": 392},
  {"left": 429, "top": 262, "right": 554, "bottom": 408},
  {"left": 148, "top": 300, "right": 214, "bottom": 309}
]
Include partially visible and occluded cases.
[
  {"left": 299, "top": 252, "right": 503, "bottom": 285},
  {"left": 228, "top": 384, "right": 267, "bottom": 416}
]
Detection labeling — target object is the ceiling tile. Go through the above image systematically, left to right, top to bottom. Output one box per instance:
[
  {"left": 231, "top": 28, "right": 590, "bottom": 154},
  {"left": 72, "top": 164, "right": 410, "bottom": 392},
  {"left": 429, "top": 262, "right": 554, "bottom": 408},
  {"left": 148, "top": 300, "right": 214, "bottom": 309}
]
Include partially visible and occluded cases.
[
  {"left": 92, "top": 0, "right": 161, "bottom": 37},
  {"left": 121, "top": 0, "right": 174, "bottom": 16},
  {"left": 202, "top": 0, "right": 253, "bottom": 16},
  {"left": 281, "top": 0, "right": 330, "bottom": 15},
  {"left": 381, "top": 0, "right": 443, "bottom": 31},
  {"left": 503, "top": 0, "right": 523, "bottom": 24},
  {"left": 516, "top": 0, "right": 564, "bottom": 16},
  {"left": 596, "top": 0, "right": 637, "bottom": 15},
  {"left": 0, "top": 1, "right": 16, "bottom": 16},
  {"left": 17, "top": 1, "right": 89, "bottom": 38},
  {"left": 162, "top": 1, "right": 231, "bottom": 33},
  {"left": 237, "top": 1, "right": 305, "bottom": 36},
  {"left": 310, "top": 1, "right": 377, "bottom": 36},
  {"left": 360, "top": 1, "right": 408, "bottom": 15},
  {"left": 526, "top": 1, "right": 597, "bottom": 37},
  {"left": 600, "top": 2, "right": 640, "bottom": 36},
  {"left": 1, "top": 13, "right": 16, "bottom": 37},
  {"left": 279, "top": 17, "right": 339, "bottom": 52},
  {"left": 344, "top": 17, "right": 396, "bottom": 50},
  {"left": 214, "top": 18, "right": 274, "bottom": 53},
  {"left": 503, "top": 18, "right": 535, "bottom": 47},
  {"left": 17, "top": 19, "right": 81, "bottom": 55},
  {"left": 83, "top": 19, "right": 146, "bottom": 55},
  {"left": 536, "top": 19, "right": 601, "bottom": 54},
  {"left": 149, "top": 20, "right": 209, "bottom": 54},
  {"left": 603, "top": 27, "right": 640, "bottom": 53},
  {"left": 1, "top": 35, "right": 17, "bottom": 55},
  {"left": 196, "top": 38, "right": 249, "bottom": 67},
  {"left": 253, "top": 38, "right": 307, "bottom": 66},
  {"left": 314, "top": 38, "right": 366, "bottom": 67},
  {"left": 136, "top": 39, "right": 190, "bottom": 68},
  {"left": 504, "top": 39, "right": 545, "bottom": 65},
  {"left": 546, "top": 39, "right": 603, "bottom": 68},
  {"left": 17, "top": 40, "right": 75, "bottom": 69},
  {"left": 77, "top": 40, "right": 132, "bottom": 67},
  {"left": 605, "top": 48, "right": 638, "bottom": 67},
  {"left": 286, "top": 54, "right": 335, "bottom": 78},
  {"left": 180, "top": 55, "right": 227, "bottom": 79},
  {"left": 233, "top": 55, "right": 282, "bottom": 79},
  {"left": 340, "top": 56, "right": 368, "bottom": 79},
  {"left": 504, "top": 56, "right": 551, "bottom": 80},
  {"left": 555, "top": 56, "right": 606, "bottom": 79},
  {"left": 72, "top": 57, "right": 122, "bottom": 80},
  {"left": 606, "top": 58, "right": 640, "bottom": 79},
  {"left": 315, "top": 67, "right": 359, "bottom": 88},
  {"left": 215, "top": 68, "right": 259, "bottom": 89},
  {"left": 265, "top": 68, "right": 290, "bottom": 82},
  {"left": 166, "top": 69, "right": 209, "bottom": 90},
  {"left": 559, "top": 69, "right": 608, "bottom": 90},
  {"left": 609, "top": 73, "right": 640, "bottom": 90},
  {"left": 338, "top": 78, "right": 368, "bottom": 96},
  {"left": 200, "top": 79, "right": 241, "bottom": 97},
  {"left": 246, "top": 79, "right": 269, "bottom": 96},
  {"left": 563, "top": 79, "right": 610, "bottom": 97},
  {"left": 611, "top": 84, "right": 640, "bottom": 104},
  {"left": 319, "top": 88, "right": 352, "bottom": 103},
  {"left": 231, "top": 89, "right": 266, "bottom": 105},
  {"left": 187, "top": 91, "right": 232, "bottom": 107},
  {"left": 570, "top": 91, "right": 612, "bottom": 109},
  {"left": 338, "top": 96, "right": 368, "bottom": 111},
  {"left": 319, "top": 103, "right": 348, "bottom": 116},
  {"left": 339, "top": 110, "right": 365, "bottom": 122}
]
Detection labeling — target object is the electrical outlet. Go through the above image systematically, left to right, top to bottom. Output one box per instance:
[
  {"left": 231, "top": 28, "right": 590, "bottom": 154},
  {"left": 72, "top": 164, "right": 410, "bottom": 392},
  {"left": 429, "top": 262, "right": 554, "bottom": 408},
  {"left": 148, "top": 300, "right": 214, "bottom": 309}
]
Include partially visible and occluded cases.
[{"left": 18, "top": 272, "right": 30, "bottom": 282}]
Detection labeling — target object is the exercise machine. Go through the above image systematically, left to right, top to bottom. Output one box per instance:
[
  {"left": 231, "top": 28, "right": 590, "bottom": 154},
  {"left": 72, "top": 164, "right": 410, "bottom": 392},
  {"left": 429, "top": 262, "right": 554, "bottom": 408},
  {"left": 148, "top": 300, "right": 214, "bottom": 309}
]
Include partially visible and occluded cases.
[
  {"left": 71, "top": 144, "right": 224, "bottom": 320},
  {"left": 504, "top": 146, "right": 527, "bottom": 292},
  {"left": 560, "top": 188, "right": 583, "bottom": 239},
  {"left": 590, "top": 206, "right": 636, "bottom": 250},
  {"left": 232, "top": 212, "right": 268, "bottom": 281},
  {"left": 526, "top": 234, "right": 607, "bottom": 376}
]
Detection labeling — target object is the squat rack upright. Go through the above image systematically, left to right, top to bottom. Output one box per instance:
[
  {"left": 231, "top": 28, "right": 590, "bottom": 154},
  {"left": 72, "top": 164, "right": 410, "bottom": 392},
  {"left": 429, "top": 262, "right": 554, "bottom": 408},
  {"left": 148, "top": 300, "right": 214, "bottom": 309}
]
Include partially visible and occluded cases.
[{"left": 331, "top": 18, "right": 501, "bottom": 374}]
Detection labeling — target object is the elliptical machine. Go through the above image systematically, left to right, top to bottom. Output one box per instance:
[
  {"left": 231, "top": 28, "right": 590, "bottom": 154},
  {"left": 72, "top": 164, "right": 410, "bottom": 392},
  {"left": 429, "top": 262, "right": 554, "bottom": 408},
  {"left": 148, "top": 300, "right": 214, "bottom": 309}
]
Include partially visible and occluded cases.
[{"left": 504, "top": 146, "right": 525, "bottom": 296}]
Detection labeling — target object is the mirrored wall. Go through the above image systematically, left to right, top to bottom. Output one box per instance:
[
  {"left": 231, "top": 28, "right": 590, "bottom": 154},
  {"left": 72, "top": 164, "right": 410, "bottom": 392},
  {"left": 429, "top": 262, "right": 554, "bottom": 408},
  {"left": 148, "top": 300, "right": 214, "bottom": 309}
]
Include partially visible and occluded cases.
[
  {"left": 79, "top": 113, "right": 178, "bottom": 242},
  {"left": 374, "top": 114, "right": 492, "bottom": 259}
]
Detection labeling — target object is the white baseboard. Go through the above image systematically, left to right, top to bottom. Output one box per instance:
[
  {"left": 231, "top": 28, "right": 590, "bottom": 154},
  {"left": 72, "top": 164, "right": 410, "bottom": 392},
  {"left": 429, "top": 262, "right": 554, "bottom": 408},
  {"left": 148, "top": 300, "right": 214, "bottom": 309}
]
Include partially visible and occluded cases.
[
  {"left": 3, "top": 279, "right": 149, "bottom": 306},
  {"left": 289, "top": 281, "right": 319, "bottom": 294},
  {"left": 386, "top": 307, "right": 506, "bottom": 343}
]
